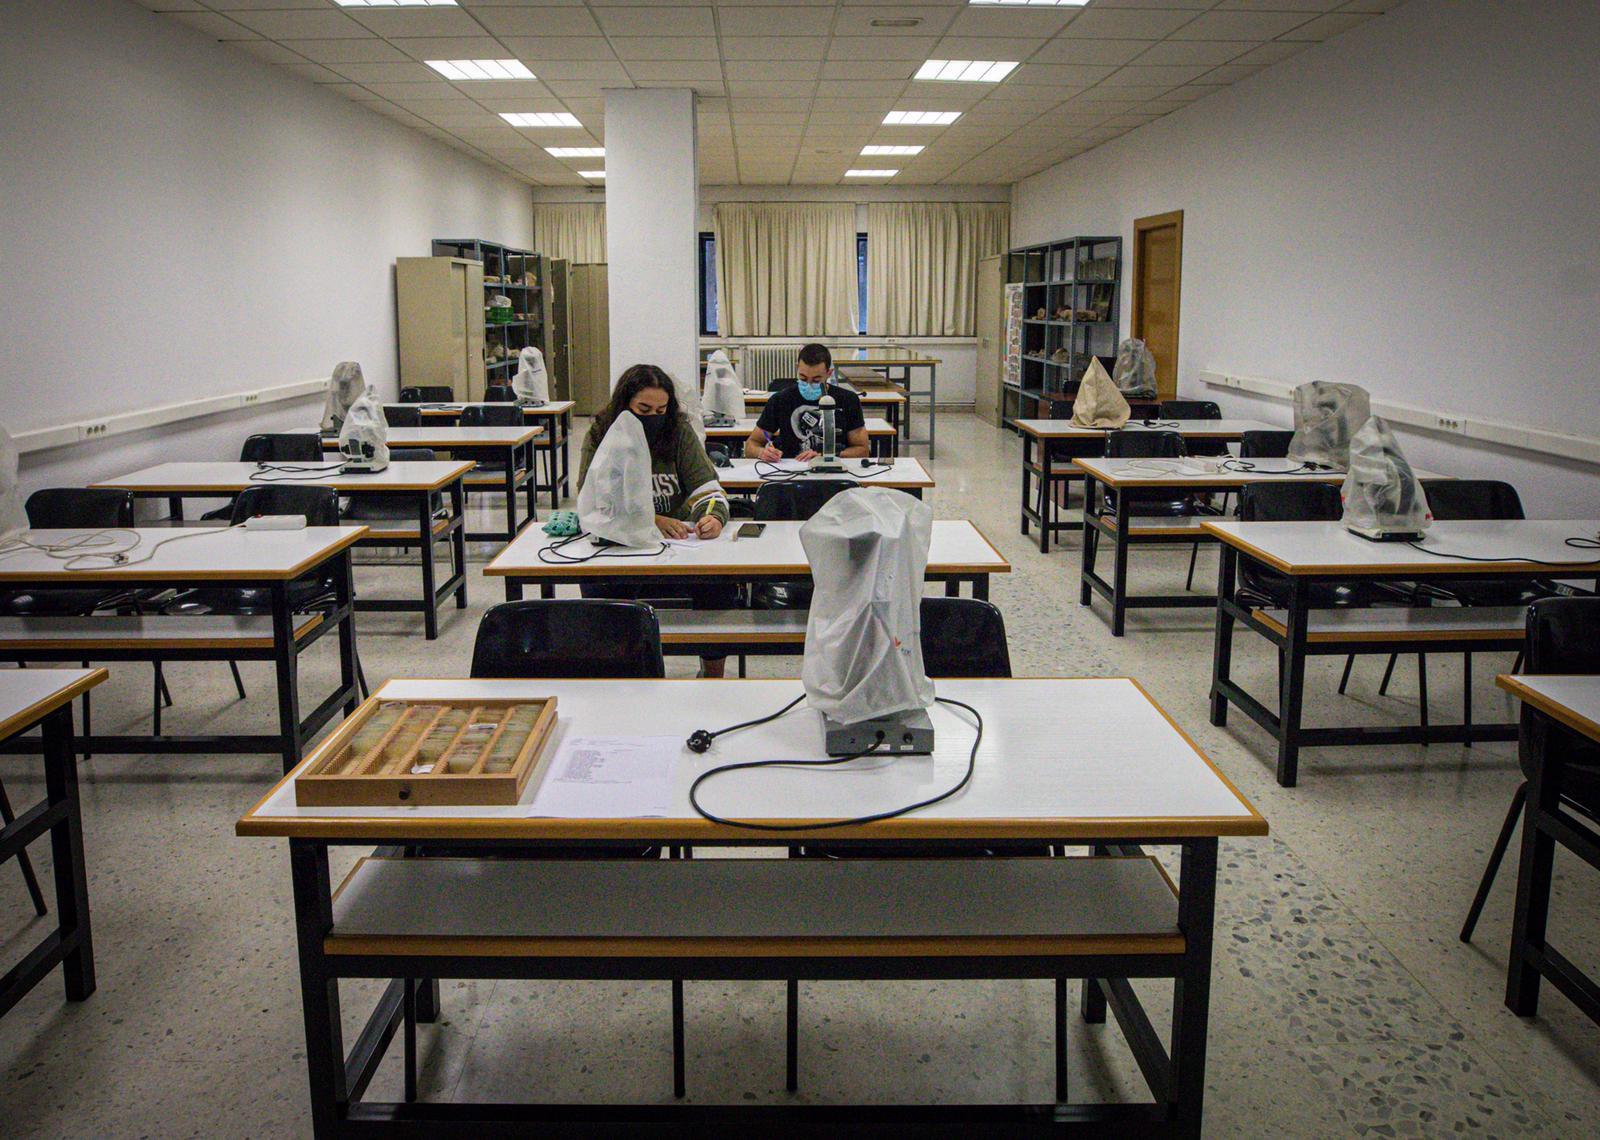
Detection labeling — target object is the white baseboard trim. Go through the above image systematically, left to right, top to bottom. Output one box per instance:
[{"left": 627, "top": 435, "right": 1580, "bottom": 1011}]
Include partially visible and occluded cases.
[
  {"left": 1198, "top": 370, "right": 1600, "bottom": 467},
  {"left": 14, "top": 378, "right": 328, "bottom": 455}
]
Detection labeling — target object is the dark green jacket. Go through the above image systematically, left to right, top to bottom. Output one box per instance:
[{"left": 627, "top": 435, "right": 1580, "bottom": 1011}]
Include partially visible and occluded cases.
[{"left": 578, "top": 413, "right": 730, "bottom": 525}]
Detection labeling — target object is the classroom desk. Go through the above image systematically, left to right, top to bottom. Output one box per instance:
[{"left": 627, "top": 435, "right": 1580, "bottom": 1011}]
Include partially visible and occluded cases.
[
  {"left": 843, "top": 348, "right": 940, "bottom": 457},
  {"left": 742, "top": 387, "right": 909, "bottom": 442},
  {"left": 412, "top": 402, "right": 575, "bottom": 510},
  {"left": 705, "top": 417, "right": 900, "bottom": 459},
  {"left": 1013, "top": 420, "right": 1279, "bottom": 554},
  {"left": 320, "top": 426, "right": 542, "bottom": 544},
  {"left": 716, "top": 457, "right": 934, "bottom": 498},
  {"left": 1073, "top": 458, "right": 1445, "bottom": 636},
  {"left": 94, "top": 461, "right": 471, "bottom": 640},
  {"left": 485, "top": 518, "right": 1008, "bottom": 603},
  {"left": 1203, "top": 519, "right": 1600, "bottom": 786},
  {"left": 0, "top": 527, "right": 366, "bottom": 770},
  {"left": 0, "top": 668, "right": 105, "bottom": 1019},
  {"left": 1494, "top": 673, "right": 1600, "bottom": 1027},
  {"left": 238, "top": 676, "right": 1265, "bottom": 1138}
]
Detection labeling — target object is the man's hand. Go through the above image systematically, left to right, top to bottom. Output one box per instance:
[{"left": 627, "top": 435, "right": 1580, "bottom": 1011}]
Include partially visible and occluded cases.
[
  {"left": 758, "top": 444, "right": 782, "bottom": 462},
  {"left": 796, "top": 449, "right": 819, "bottom": 462},
  {"left": 655, "top": 515, "right": 690, "bottom": 539},
  {"left": 695, "top": 516, "right": 723, "bottom": 540}
]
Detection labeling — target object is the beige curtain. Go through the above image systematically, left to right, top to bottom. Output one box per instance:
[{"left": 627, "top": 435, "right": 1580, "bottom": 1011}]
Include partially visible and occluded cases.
[
  {"left": 531, "top": 202, "right": 606, "bottom": 262},
  {"left": 713, "top": 202, "right": 859, "bottom": 337},
  {"left": 867, "top": 202, "right": 1010, "bottom": 336}
]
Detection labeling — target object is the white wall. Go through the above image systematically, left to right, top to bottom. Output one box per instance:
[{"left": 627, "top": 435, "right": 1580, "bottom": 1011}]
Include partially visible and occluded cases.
[
  {"left": 1, "top": 0, "right": 532, "bottom": 498},
  {"left": 1012, "top": 0, "right": 1600, "bottom": 516}
]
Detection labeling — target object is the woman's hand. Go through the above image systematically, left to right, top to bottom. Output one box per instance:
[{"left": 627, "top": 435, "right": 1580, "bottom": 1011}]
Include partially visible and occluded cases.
[
  {"left": 655, "top": 515, "right": 690, "bottom": 539},
  {"left": 695, "top": 515, "right": 723, "bottom": 540}
]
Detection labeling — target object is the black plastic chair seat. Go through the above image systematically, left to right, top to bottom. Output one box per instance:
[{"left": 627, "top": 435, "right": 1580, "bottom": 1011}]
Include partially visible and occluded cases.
[
  {"left": 169, "top": 486, "right": 342, "bottom": 617},
  {"left": 0, "top": 588, "right": 136, "bottom": 617},
  {"left": 471, "top": 600, "right": 664, "bottom": 679}
]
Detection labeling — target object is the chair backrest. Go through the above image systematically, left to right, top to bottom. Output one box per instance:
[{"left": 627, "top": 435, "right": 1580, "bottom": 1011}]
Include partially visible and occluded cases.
[
  {"left": 769, "top": 376, "right": 798, "bottom": 393},
  {"left": 484, "top": 385, "right": 516, "bottom": 403},
  {"left": 400, "top": 386, "right": 453, "bottom": 403},
  {"left": 1161, "top": 400, "right": 1220, "bottom": 420},
  {"left": 1126, "top": 401, "right": 1162, "bottom": 421},
  {"left": 383, "top": 404, "right": 422, "bottom": 428},
  {"left": 460, "top": 404, "right": 522, "bottom": 428},
  {"left": 1105, "top": 430, "right": 1182, "bottom": 459},
  {"left": 1239, "top": 430, "right": 1294, "bottom": 459},
  {"left": 241, "top": 433, "right": 324, "bottom": 463},
  {"left": 388, "top": 448, "right": 436, "bottom": 462},
  {"left": 1420, "top": 479, "right": 1524, "bottom": 522},
  {"left": 754, "top": 480, "right": 857, "bottom": 521},
  {"left": 1238, "top": 481, "right": 1342, "bottom": 523},
  {"left": 229, "top": 485, "right": 341, "bottom": 527},
  {"left": 24, "top": 488, "right": 134, "bottom": 529},
  {"left": 919, "top": 597, "right": 1011, "bottom": 678},
  {"left": 1520, "top": 598, "right": 1600, "bottom": 807},
  {"left": 470, "top": 600, "right": 665, "bottom": 679}
]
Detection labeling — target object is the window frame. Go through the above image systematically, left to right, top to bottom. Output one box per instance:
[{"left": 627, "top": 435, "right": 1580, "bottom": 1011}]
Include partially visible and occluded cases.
[{"left": 698, "top": 231, "right": 718, "bottom": 336}]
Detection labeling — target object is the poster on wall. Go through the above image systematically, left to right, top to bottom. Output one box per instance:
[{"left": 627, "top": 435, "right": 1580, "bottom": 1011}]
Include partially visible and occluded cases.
[{"left": 1003, "top": 283, "right": 1024, "bottom": 390}]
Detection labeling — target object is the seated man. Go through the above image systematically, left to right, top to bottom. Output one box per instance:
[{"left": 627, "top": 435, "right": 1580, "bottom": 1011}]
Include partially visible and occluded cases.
[{"left": 745, "top": 343, "right": 870, "bottom": 461}]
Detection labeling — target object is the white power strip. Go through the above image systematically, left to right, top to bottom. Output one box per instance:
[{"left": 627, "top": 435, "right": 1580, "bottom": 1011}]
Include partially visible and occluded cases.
[{"left": 243, "top": 514, "right": 308, "bottom": 531}]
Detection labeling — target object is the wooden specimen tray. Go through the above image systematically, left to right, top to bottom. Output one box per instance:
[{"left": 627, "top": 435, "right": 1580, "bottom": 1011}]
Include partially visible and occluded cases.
[{"left": 296, "top": 698, "right": 558, "bottom": 807}]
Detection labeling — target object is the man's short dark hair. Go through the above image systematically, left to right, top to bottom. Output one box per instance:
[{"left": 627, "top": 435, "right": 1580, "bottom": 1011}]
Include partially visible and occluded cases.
[{"left": 797, "top": 343, "right": 832, "bottom": 370}]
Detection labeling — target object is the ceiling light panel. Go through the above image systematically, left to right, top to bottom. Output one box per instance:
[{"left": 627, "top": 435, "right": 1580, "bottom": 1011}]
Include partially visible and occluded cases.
[
  {"left": 337, "top": 1, "right": 458, "bottom": 7},
  {"left": 968, "top": 1, "right": 1088, "bottom": 7},
  {"left": 426, "top": 60, "right": 533, "bottom": 81},
  {"left": 914, "top": 60, "right": 1018, "bottom": 83},
  {"left": 883, "top": 110, "right": 962, "bottom": 125},
  {"left": 500, "top": 112, "right": 581, "bottom": 128},
  {"left": 862, "top": 145, "right": 924, "bottom": 156},
  {"left": 546, "top": 147, "right": 604, "bottom": 157},
  {"left": 845, "top": 169, "right": 899, "bottom": 178},
  {"left": 578, "top": 170, "right": 605, "bottom": 179}
]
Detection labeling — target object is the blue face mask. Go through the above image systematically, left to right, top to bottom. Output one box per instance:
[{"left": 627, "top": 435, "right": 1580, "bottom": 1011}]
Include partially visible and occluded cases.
[{"left": 796, "top": 379, "right": 824, "bottom": 402}]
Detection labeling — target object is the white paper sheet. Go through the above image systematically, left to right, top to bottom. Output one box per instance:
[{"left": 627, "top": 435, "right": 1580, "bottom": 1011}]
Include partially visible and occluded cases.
[
  {"left": 770, "top": 459, "right": 811, "bottom": 473},
  {"left": 662, "top": 535, "right": 702, "bottom": 548},
  {"left": 527, "top": 735, "right": 681, "bottom": 818}
]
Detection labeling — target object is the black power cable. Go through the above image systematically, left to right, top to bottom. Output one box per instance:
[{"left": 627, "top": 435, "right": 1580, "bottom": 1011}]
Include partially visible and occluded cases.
[
  {"left": 536, "top": 530, "right": 668, "bottom": 564},
  {"left": 1403, "top": 535, "right": 1600, "bottom": 566}
]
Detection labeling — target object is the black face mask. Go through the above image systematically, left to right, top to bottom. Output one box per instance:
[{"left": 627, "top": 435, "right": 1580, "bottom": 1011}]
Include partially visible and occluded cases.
[{"left": 633, "top": 410, "right": 670, "bottom": 446}]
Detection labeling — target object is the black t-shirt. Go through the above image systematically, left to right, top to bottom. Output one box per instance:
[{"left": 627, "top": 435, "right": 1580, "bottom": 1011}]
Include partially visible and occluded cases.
[{"left": 755, "top": 384, "right": 866, "bottom": 458}]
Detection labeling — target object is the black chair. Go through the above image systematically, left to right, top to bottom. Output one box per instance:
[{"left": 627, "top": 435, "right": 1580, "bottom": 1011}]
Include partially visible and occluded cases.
[
  {"left": 768, "top": 377, "right": 798, "bottom": 394},
  {"left": 484, "top": 384, "right": 516, "bottom": 403},
  {"left": 400, "top": 386, "right": 454, "bottom": 403},
  {"left": 1161, "top": 399, "right": 1229, "bottom": 458},
  {"left": 1126, "top": 401, "right": 1161, "bottom": 421},
  {"left": 383, "top": 404, "right": 422, "bottom": 428},
  {"left": 457, "top": 405, "right": 526, "bottom": 495},
  {"left": 1103, "top": 430, "right": 1212, "bottom": 591},
  {"left": 1239, "top": 430, "right": 1294, "bottom": 460},
  {"left": 201, "top": 434, "right": 328, "bottom": 521},
  {"left": 341, "top": 448, "right": 444, "bottom": 528},
  {"left": 751, "top": 481, "right": 857, "bottom": 610},
  {"left": 1236, "top": 483, "right": 1393, "bottom": 610},
  {"left": 166, "top": 487, "right": 343, "bottom": 618},
  {"left": 919, "top": 597, "right": 1012, "bottom": 679},
  {"left": 1461, "top": 599, "right": 1600, "bottom": 951},
  {"left": 470, "top": 600, "right": 665, "bottom": 679}
]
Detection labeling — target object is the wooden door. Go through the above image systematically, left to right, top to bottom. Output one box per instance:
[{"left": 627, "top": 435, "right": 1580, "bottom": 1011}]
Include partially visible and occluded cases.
[
  {"left": 1132, "top": 211, "right": 1183, "bottom": 400},
  {"left": 974, "top": 255, "right": 1004, "bottom": 427},
  {"left": 548, "top": 259, "right": 571, "bottom": 400}
]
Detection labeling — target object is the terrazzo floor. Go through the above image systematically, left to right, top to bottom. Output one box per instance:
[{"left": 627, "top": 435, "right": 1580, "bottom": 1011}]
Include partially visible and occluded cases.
[{"left": 1, "top": 411, "right": 1596, "bottom": 1137}]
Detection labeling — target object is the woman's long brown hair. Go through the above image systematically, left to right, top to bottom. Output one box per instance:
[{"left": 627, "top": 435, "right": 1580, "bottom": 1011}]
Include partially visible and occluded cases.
[{"left": 591, "top": 363, "right": 683, "bottom": 461}]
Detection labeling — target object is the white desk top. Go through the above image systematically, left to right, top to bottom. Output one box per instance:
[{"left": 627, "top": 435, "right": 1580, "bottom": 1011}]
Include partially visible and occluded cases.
[
  {"left": 845, "top": 348, "right": 941, "bottom": 365},
  {"left": 742, "top": 388, "right": 907, "bottom": 406},
  {"left": 415, "top": 401, "right": 575, "bottom": 416},
  {"left": 705, "top": 417, "right": 896, "bottom": 438},
  {"left": 1013, "top": 418, "right": 1278, "bottom": 439},
  {"left": 318, "top": 425, "right": 540, "bottom": 448},
  {"left": 1074, "top": 457, "right": 1445, "bottom": 489},
  {"left": 717, "top": 458, "right": 933, "bottom": 490},
  {"left": 95, "top": 460, "right": 474, "bottom": 493},
  {"left": 484, "top": 518, "right": 1008, "bottom": 579},
  {"left": 1202, "top": 519, "right": 1600, "bottom": 576},
  {"left": 0, "top": 526, "right": 368, "bottom": 583},
  {"left": 0, "top": 667, "right": 107, "bottom": 742},
  {"left": 1496, "top": 674, "right": 1600, "bottom": 744},
  {"left": 238, "top": 677, "right": 1265, "bottom": 842}
]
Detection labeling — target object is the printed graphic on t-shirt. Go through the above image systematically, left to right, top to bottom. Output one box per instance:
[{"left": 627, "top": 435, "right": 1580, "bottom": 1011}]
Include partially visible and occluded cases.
[
  {"left": 790, "top": 404, "right": 825, "bottom": 452},
  {"left": 651, "top": 473, "right": 680, "bottom": 514}
]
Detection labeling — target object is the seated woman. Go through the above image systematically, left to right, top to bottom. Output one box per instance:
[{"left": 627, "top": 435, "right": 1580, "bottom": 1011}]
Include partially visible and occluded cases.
[{"left": 577, "top": 363, "right": 734, "bottom": 677}]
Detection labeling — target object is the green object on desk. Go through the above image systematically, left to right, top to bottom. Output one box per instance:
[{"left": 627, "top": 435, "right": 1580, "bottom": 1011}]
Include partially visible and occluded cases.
[{"left": 543, "top": 510, "right": 579, "bottom": 537}]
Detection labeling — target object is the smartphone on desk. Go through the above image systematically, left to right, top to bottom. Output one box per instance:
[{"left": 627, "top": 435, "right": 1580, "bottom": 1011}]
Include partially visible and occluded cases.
[{"left": 736, "top": 523, "right": 765, "bottom": 539}]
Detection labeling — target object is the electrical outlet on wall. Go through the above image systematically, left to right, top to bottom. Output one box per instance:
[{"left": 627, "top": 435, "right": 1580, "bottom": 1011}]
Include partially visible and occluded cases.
[
  {"left": 242, "top": 392, "right": 260, "bottom": 406},
  {"left": 1434, "top": 414, "right": 1464, "bottom": 433},
  {"left": 81, "top": 422, "right": 109, "bottom": 439}
]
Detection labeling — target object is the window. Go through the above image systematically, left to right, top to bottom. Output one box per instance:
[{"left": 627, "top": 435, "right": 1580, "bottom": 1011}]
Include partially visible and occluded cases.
[
  {"left": 696, "top": 230, "right": 869, "bottom": 337},
  {"left": 698, "top": 232, "right": 718, "bottom": 335},
  {"left": 857, "top": 233, "right": 868, "bottom": 335}
]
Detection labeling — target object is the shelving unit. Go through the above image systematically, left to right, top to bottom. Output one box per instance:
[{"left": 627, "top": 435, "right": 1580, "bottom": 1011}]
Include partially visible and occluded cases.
[
  {"left": 1002, "top": 235, "right": 1122, "bottom": 426},
  {"left": 432, "top": 239, "right": 563, "bottom": 396}
]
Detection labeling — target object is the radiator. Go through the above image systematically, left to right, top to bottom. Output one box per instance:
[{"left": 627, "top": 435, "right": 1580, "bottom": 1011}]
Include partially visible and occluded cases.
[{"left": 740, "top": 345, "right": 800, "bottom": 390}]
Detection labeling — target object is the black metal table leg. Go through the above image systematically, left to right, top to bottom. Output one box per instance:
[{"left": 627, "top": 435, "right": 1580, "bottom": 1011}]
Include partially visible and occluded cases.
[
  {"left": 1021, "top": 433, "right": 1033, "bottom": 539},
  {"left": 1039, "top": 444, "right": 1054, "bottom": 554},
  {"left": 504, "top": 450, "right": 519, "bottom": 545},
  {"left": 1080, "top": 478, "right": 1099, "bottom": 606},
  {"left": 450, "top": 480, "right": 468, "bottom": 609},
  {"left": 418, "top": 490, "right": 439, "bottom": 640},
  {"left": 1111, "top": 501, "right": 1132, "bottom": 637},
  {"left": 1209, "top": 546, "right": 1238, "bottom": 727},
  {"left": 335, "top": 551, "right": 360, "bottom": 716},
  {"left": 973, "top": 574, "right": 989, "bottom": 602},
  {"left": 1276, "top": 579, "right": 1310, "bottom": 787},
  {"left": 271, "top": 582, "right": 304, "bottom": 773},
  {"left": 45, "top": 705, "right": 94, "bottom": 1001},
  {"left": 1506, "top": 740, "right": 1560, "bottom": 1016},
  {"left": 1168, "top": 838, "right": 1218, "bottom": 1139},
  {"left": 290, "top": 840, "right": 348, "bottom": 1139}
]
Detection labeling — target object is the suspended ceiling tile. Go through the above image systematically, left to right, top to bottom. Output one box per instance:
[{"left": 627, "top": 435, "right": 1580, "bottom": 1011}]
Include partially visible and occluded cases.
[
  {"left": 1216, "top": 0, "right": 1343, "bottom": 10},
  {"left": 593, "top": 6, "right": 717, "bottom": 37},
  {"left": 717, "top": 6, "right": 834, "bottom": 37},
  {"left": 938, "top": 6, "right": 1077, "bottom": 39},
  {"left": 472, "top": 7, "right": 605, "bottom": 38},
  {"left": 830, "top": 7, "right": 966, "bottom": 38},
  {"left": 346, "top": 8, "right": 489, "bottom": 39},
  {"left": 1058, "top": 9, "right": 1197, "bottom": 41},
  {"left": 167, "top": 11, "right": 258, "bottom": 39},
  {"left": 1170, "top": 11, "right": 1313, "bottom": 40},
  {"left": 1283, "top": 13, "right": 1376, "bottom": 40},
  {"left": 723, "top": 36, "right": 829, "bottom": 60},
  {"left": 825, "top": 36, "right": 940, "bottom": 61},
  {"left": 388, "top": 37, "right": 509, "bottom": 62},
  {"left": 608, "top": 37, "right": 721, "bottom": 61},
  {"left": 281, "top": 38, "right": 411, "bottom": 64},
  {"left": 497, "top": 38, "right": 618, "bottom": 62},
  {"left": 1031, "top": 38, "right": 1155, "bottom": 67},
  {"left": 1130, "top": 39, "right": 1254, "bottom": 66},
  {"left": 229, "top": 40, "right": 306, "bottom": 65},
  {"left": 1230, "top": 40, "right": 1313, "bottom": 66},
  {"left": 727, "top": 59, "right": 821, "bottom": 80},
  {"left": 528, "top": 60, "right": 633, "bottom": 81},
  {"left": 820, "top": 60, "right": 920, "bottom": 82},
  {"left": 328, "top": 61, "right": 440, "bottom": 85},
  {"left": 626, "top": 61, "right": 726, "bottom": 82},
  {"left": 280, "top": 62, "right": 348, "bottom": 84},
  {"left": 1010, "top": 63, "right": 1117, "bottom": 87},
  {"left": 1100, "top": 64, "right": 1214, "bottom": 87},
  {"left": 459, "top": 79, "right": 555, "bottom": 99},
  {"left": 361, "top": 81, "right": 472, "bottom": 101}
]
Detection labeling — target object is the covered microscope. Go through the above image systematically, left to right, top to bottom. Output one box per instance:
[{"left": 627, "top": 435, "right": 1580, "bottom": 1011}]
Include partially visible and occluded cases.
[
  {"left": 1112, "top": 338, "right": 1158, "bottom": 400},
  {"left": 511, "top": 346, "right": 550, "bottom": 404},
  {"left": 702, "top": 350, "right": 744, "bottom": 423},
  {"left": 1070, "top": 357, "right": 1132, "bottom": 429},
  {"left": 320, "top": 361, "right": 366, "bottom": 435},
  {"left": 336, "top": 375, "right": 390, "bottom": 474},
  {"left": 1287, "top": 381, "right": 1371, "bottom": 469},
  {"left": 574, "top": 410, "right": 659, "bottom": 548},
  {"left": 1341, "top": 415, "right": 1432, "bottom": 541},
  {"left": 1, "top": 422, "right": 25, "bottom": 544},
  {"left": 800, "top": 489, "right": 937, "bottom": 756}
]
